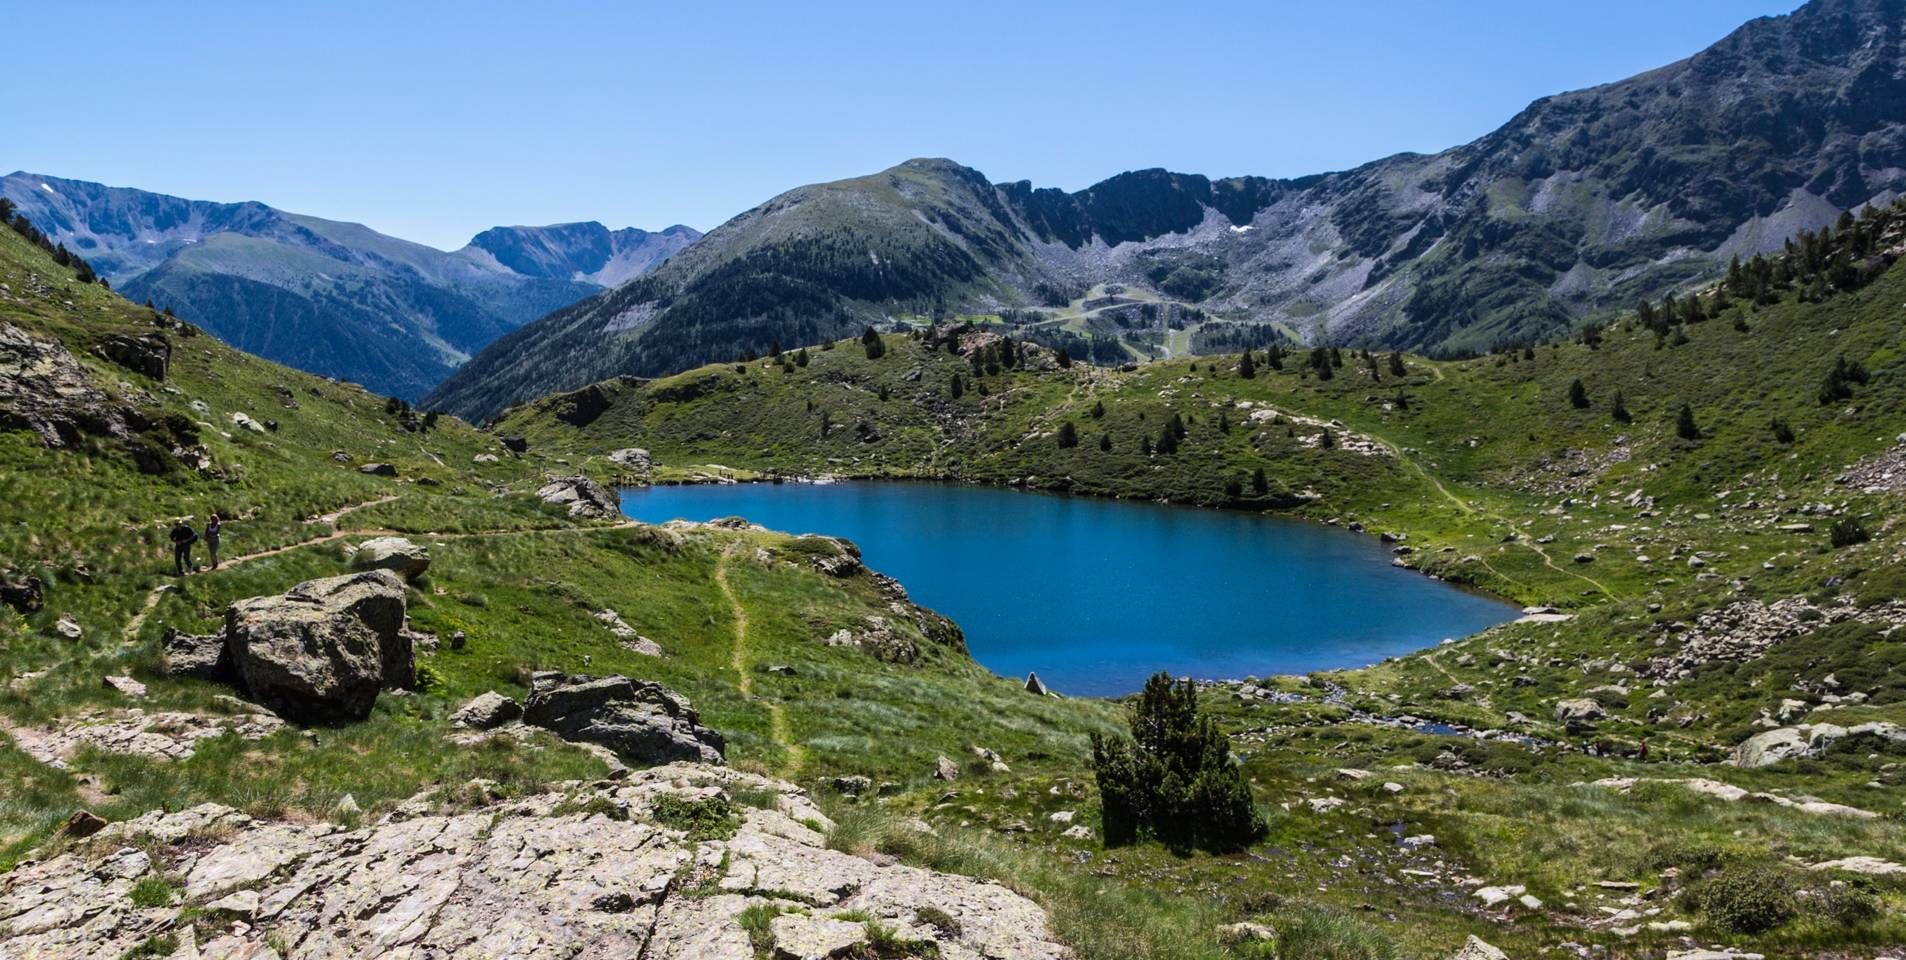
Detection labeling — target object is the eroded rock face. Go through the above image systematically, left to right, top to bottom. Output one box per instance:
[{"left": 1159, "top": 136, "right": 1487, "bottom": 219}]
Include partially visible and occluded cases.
[
  {"left": 537, "top": 474, "right": 619, "bottom": 519},
  {"left": 347, "top": 536, "right": 431, "bottom": 581},
  {"left": 222, "top": 570, "right": 413, "bottom": 724},
  {"left": 523, "top": 672, "right": 725, "bottom": 765},
  {"left": 0, "top": 765, "right": 1071, "bottom": 960}
]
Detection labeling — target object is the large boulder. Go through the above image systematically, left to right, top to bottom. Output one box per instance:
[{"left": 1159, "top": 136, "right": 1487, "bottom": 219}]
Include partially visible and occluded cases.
[
  {"left": 607, "top": 447, "right": 652, "bottom": 473},
  {"left": 537, "top": 475, "right": 619, "bottom": 519},
  {"left": 348, "top": 536, "right": 431, "bottom": 580},
  {"left": 0, "top": 567, "right": 43, "bottom": 614},
  {"left": 222, "top": 570, "right": 413, "bottom": 724},
  {"left": 522, "top": 671, "right": 725, "bottom": 765},
  {"left": 451, "top": 691, "right": 522, "bottom": 730},
  {"left": 1552, "top": 698, "right": 1607, "bottom": 730},
  {"left": 1731, "top": 726, "right": 1812, "bottom": 768},
  {"left": 1452, "top": 936, "right": 1509, "bottom": 960}
]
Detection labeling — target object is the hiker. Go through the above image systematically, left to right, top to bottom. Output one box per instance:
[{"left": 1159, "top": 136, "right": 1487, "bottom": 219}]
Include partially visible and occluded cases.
[
  {"left": 205, "top": 513, "right": 223, "bottom": 569},
  {"left": 169, "top": 519, "right": 198, "bottom": 576},
  {"left": 1638, "top": 738, "right": 1648, "bottom": 762}
]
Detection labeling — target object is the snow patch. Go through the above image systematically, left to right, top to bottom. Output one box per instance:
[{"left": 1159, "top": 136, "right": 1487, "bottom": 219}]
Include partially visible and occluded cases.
[{"left": 38, "top": 182, "right": 54, "bottom": 193}]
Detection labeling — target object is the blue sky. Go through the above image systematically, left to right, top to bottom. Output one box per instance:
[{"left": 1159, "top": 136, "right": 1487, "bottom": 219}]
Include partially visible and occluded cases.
[{"left": 5, "top": 1, "right": 1797, "bottom": 249}]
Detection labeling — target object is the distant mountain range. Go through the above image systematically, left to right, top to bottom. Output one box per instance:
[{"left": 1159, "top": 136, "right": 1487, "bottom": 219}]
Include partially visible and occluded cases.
[
  {"left": 428, "top": 0, "right": 1906, "bottom": 422},
  {"left": 0, "top": 172, "right": 699, "bottom": 399}
]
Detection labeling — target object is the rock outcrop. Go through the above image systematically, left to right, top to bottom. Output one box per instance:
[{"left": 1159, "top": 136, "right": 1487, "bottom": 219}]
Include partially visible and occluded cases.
[
  {"left": 0, "top": 321, "right": 144, "bottom": 447},
  {"left": 92, "top": 333, "right": 170, "bottom": 381},
  {"left": 537, "top": 474, "right": 619, "bottom": 519},
  {"left": 347, "top": 536, "right": 431, "bottom": 581},
  {"left": 220, "top": 570, "right": 414, "bottom": 724},
  {"left": 523, "top": 671, "right": 725, "bottom": 765},
  {"left": 5, "top": 708, "right": 283, "bottom": 766},
  {"left": 1730, "top": 721, "right": 1906, "bottom": 768},
  {"left": 0, "top": 765, "right": 1070, "bottom": 960}
]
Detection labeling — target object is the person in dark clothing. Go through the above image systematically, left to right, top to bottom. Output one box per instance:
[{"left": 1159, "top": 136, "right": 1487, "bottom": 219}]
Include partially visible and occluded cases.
[
  {"left": 205, "top": 514, "right": 222, "bottom": 569},
  {"left": 169, "top": 520, "right": 198, "bottom": 576}
]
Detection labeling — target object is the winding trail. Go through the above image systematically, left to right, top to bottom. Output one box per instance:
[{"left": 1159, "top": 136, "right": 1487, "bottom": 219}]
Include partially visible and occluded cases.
[
  {"left": 1361, "top": 430, "right": 1613, "bottom": 601},
  {"left": 124, "top": 495, "right": 400, "bottom": 643},
  {"left": 121, "top": 496, "right": 640, "bottom": 646},
  {"left": 715, "top": 546, "right": 804, "bottom": 779},
  {"left": 120, "top": 583, "right": 173, "bottom": 644}
]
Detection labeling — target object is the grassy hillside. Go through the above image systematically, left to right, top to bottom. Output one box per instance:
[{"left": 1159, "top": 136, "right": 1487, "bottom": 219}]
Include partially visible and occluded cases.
[
  {"left": 9, "top": 199, "right": 1906, "bottom": 959},
  {"left": 0, "top": 222, "right": 1116, "bottom": 899}
]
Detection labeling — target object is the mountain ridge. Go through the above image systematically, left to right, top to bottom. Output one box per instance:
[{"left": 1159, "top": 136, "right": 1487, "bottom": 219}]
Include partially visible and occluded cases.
[
  {"left": 428, "top": 0, "right": 1906, "bottom": 422},
  {"left": 0, "top": 172, "right": 699, "bottom": 400}
]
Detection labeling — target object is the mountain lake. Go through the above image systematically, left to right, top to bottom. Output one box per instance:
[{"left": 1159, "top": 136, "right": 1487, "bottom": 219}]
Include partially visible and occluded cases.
[{"left": 620, "top": 481, "right": 1516, "bottom": 696}]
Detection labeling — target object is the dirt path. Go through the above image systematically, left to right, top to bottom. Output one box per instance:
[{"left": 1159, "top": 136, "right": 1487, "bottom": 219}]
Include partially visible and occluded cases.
[
  {"left": 1361, "top": 430, "right": 1613, "bottom": 601},
  {"left": 306, "top": 494, "right": 399, "bottom": 526},
  {"left": 124, "top": 496, "right": 402, "bottom": 643},
  {"left": 715, "top": 546, "right": 804, "bottom": 779},
  {"left": 120, "top": 582, "right": 174, "bottom": 643}
]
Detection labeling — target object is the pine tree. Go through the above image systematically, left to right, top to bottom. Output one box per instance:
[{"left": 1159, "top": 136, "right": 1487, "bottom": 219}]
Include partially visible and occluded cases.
[
  {"left": 861, "top": 327, "right": 885, "bottom": 359},
  {"left": 795, "top": 347, "right": 809, "bottom": 367},
  {"left": 1237, "top": 350, "right": 1256, "bottom": 379},
  {"left": 1387, "top": 352, "right": 1406, "bottom": 377},
  {"left": 951, "top": 373, "right": 964, "bottom": 399},
  {"left": 1567, "top": 379, "right": 1590, "bottom": 409},
  {"left": 1610, "top": 391, "right": 1631, "bottom": 423},
  {"left": 1091, "top": 399, "right": 1107, "bottom": 420},
  {"left": 1675, "top": 404, "right": 1700, "bottom": 441},
  {"left": 1769, "top": 417, "right": 1795, "bottom": 444},
  {"left": 1057, "top": 421, "right": 1078, "bottom": 448},
  {"left": 1155, "top": 423, "right": 1179, "bottom": 455},
  {"left": 1098, "top": 433, "right": 1112, "bottom": 452},
  {"left": 1251, "top": 467, "right": 1269, "bottom": 496},
  {"left": 1090, "top": 673, "right": 1265, "bottom": 852}
]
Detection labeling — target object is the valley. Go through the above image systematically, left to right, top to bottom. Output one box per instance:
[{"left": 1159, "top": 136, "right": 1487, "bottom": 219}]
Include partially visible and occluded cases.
[
  {"left": 5, "top": 2, "right": 1906, "bottom": 958},
  {"left": 3, "top": 161, "right": 1904, "bottom": 957}
]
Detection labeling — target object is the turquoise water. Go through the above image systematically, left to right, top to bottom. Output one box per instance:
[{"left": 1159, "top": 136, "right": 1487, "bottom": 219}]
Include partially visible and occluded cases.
[{"left": 619, "top": 482, "right": 1515, "bottom": 697}]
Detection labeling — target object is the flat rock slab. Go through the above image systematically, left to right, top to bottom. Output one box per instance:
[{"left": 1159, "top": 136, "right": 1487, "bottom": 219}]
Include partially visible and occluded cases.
[
  {"left": 3, "top": 709, "right": 284, "bottom": 766},
  {"left": 0, "top": 763, "right": 1069, "bottom": 960}
]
